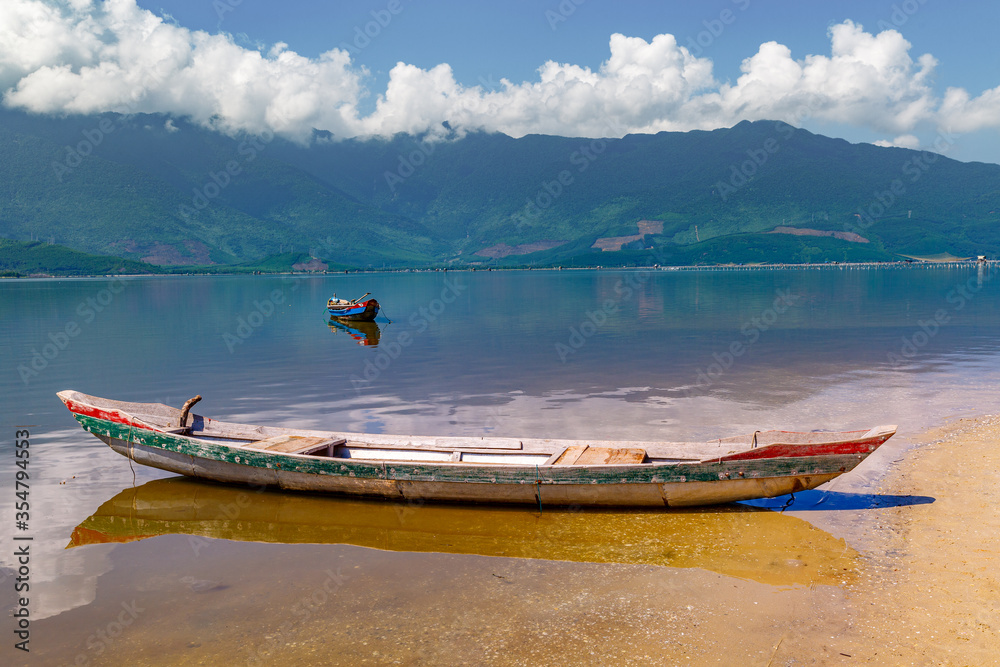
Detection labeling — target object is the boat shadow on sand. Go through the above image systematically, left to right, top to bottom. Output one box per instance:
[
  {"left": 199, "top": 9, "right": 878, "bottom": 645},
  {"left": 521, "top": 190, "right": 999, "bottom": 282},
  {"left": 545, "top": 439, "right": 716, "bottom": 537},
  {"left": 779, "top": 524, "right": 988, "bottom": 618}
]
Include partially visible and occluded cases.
[
  {"left": 65, "top": 477, "right": 908, "bottom": 588},
  {"left": 740, "top": 489, "right": 935, "bottom": 511}
]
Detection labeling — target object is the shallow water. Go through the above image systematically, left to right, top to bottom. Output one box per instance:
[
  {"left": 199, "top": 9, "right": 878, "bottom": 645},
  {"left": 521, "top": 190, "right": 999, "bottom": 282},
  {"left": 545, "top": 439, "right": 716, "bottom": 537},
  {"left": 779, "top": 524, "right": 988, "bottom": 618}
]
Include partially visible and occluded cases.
[{"left": 2, "top": 265, "right": 998, "bottom": 663}]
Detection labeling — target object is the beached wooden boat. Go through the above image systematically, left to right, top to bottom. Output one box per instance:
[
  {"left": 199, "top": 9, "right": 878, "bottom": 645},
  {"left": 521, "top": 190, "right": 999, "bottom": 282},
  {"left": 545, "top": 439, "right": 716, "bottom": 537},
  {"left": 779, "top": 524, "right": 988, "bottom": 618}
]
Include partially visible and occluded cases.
[
  {"left": 327, "top": 292, "right": 379, "bottom": 321},
  {"left": 57, "top": 391, "right": 896, "bottom": 507},
  {"left": 68, "top": 477, "right": 860, "bottom": 586}
]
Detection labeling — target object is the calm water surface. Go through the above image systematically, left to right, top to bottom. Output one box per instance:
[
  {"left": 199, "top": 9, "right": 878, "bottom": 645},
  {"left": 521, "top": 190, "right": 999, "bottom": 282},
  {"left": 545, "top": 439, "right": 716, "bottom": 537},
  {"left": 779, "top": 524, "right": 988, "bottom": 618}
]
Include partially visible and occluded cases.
[{"left": 1, "top": 265, "right": 998, "bottom": 663}]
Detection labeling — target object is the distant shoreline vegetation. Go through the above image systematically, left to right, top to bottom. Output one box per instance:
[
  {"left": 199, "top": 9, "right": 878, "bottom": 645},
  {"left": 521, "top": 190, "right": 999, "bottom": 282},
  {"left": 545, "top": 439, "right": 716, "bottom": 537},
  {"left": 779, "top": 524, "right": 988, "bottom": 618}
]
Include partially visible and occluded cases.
[
  {"left": 3, "top": 233, "right": 994, "bottom": 279},
  {"left": 1, "top": 238, "right": 990, "bottom": 279}
]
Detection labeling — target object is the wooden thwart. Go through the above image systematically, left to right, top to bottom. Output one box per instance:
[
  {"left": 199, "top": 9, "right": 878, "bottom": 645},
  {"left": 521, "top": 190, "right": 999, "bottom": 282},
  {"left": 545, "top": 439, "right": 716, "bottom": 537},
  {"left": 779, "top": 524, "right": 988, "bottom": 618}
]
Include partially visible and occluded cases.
[
  {"left": 244, "top": 435, "right": 345, "bottom": 455},
  {"left": 554, "top": 445, "right": 647, "bottom": 465}
]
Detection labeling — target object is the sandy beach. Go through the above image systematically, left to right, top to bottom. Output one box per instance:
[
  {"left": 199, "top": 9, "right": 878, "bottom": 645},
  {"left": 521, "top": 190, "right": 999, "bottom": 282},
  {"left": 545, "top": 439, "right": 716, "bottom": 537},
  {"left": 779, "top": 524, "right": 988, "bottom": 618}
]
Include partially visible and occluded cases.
[{"left": 837, "top": 415, "right": 1000, "bottom": 665}]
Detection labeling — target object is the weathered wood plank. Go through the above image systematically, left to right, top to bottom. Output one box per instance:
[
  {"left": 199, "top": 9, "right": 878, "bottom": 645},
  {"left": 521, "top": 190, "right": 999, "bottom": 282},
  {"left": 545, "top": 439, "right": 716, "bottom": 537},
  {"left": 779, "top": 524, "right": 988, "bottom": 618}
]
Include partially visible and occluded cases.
[
  {"left": 244, "top": 435, "right": 346, "bottom": 454},
  {"left": 554, "top": 445, "right": 588, "bottom": 465},
  {"left": 555, "top": 446, "right": 647, "bottom": 465},
  {"left": 541, "top": 447, "right": 568, "bottom": 466},
  {"left": 576, "top": 447, "right": 648, "bottom": 465}
]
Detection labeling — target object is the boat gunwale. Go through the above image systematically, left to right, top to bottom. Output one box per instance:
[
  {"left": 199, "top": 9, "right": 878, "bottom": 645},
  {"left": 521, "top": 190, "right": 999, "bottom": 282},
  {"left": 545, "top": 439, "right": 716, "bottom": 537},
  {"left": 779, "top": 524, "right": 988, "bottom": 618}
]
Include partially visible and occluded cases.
[
  {"left": 56, "top": 390, "right": 896, "bottom": 460},
  {"left": 68, "top": 413, "right": 886, "bottom": 489}
]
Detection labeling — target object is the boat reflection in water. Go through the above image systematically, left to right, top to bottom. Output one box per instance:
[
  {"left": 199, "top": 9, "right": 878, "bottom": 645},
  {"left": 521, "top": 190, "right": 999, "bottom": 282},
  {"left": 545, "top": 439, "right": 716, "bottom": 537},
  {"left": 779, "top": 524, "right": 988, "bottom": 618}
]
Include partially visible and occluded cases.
[
  {"left": 327, "top": 318, "right": 381, "bottom": 347},
  {"left": 69, "top": 477, "right": 859, "bottom": 587}
]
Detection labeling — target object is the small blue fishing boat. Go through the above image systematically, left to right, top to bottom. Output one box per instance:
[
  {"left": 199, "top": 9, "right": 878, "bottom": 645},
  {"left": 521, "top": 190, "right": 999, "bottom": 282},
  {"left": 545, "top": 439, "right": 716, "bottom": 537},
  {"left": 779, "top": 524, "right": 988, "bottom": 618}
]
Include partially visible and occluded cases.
[{"left": 327, "top": 292, "right": 380, "bottom": 321}]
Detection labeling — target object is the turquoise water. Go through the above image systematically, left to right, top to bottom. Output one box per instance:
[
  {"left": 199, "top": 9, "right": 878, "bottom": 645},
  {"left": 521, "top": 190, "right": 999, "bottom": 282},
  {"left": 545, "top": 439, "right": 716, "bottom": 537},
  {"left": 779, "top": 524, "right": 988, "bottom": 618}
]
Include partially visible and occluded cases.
[{"left": 1, "top": 265, "right": 999, "bottom": 662}]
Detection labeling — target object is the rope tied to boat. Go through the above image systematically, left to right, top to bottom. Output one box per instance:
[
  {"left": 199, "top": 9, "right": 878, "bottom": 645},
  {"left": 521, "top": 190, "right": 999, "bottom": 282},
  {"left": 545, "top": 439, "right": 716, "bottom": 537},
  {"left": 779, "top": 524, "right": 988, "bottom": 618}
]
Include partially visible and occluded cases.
[
  {"left": 125, "top": 422, "right": 136, "bottom": 488},
  {"left": 535, "top": 464, "right": 543, "bottom": 514},
  {"left": 780, "top": 492, "right": 796, "bottom": 513}
]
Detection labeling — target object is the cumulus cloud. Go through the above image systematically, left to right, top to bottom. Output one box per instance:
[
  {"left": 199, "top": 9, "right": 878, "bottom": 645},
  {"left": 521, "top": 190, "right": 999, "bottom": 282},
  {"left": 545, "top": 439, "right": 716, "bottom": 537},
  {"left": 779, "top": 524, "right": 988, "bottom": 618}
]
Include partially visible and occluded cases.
[
  {"left": 0, "top": 0, "right": 364, "bottom": 141},
  {"left": 1, "top": 1, "right": 997, "bottom": 144},
  {"left": 938, "top": 85, "right": 1000, "bottom": 133},
  {"left": 874, "top": 134, "right": 921, "bottom": 149}
]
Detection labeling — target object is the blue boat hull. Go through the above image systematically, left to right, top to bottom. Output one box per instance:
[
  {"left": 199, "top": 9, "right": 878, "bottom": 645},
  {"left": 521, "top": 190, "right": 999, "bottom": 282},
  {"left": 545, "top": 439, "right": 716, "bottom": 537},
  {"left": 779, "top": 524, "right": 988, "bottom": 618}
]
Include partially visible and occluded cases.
[{"left": 327, "top": 298, "right": 380, "bottom": 322}]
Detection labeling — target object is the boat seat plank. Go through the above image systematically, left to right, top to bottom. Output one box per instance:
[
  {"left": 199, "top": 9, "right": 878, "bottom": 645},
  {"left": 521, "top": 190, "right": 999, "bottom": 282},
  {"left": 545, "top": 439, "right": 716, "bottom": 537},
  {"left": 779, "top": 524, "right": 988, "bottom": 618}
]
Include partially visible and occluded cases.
[
  {"left": 244, "top": 435, "right": 346, "bottom": 455},
  {"left": 553, "top": 445, "right": 589, "bottom": 466},
  {"left": 554, "top": 446, "right": 647, "bottom": 465},
  {"left": 541, "top": 447, "right": 568, "bottom": 466},
  {"left": 580, "top": 447, "right": 648, "bottom": 465}
]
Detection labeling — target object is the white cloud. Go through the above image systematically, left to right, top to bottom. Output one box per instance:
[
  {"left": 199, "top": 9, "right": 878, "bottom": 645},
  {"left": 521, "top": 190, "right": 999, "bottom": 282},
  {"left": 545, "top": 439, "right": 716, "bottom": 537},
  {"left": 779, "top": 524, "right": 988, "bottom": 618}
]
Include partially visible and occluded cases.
[
  {"left": 0, "top": 0, "right": 364, "bottom": 142},
  {"left": 1, "top": 1, "right": 997, "bottom": 144},
  {"left": 694, "top": 22, "right": 940, "bottom": 134},
  {"left": 938, "top": 85, "right": 1000, "bottom": 133},
  {"left": 873, "top": 134, "right": 921, "bottom": 149}
]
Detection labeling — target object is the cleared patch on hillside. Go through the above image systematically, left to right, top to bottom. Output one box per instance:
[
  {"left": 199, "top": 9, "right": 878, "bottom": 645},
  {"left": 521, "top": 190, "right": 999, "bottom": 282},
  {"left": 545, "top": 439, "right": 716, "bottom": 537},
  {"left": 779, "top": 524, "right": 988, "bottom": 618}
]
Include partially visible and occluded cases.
[
  {"left": 592, "top": 220, "right": 664, "bottom": 251},
  {"left": 769, "top": 226, "right": 869, "bottom": 243},
  {"left": 108, "top": 239, "right": 214, "bottom": 265},
  {"left": 475, "top": 240, "right": 566, "bottom": 259},
  {"left": 898, "top": 252, "right": 973, "bottom": 262},
  {"left": 292, "top": 257, "right": 329, "bottom": 271}
]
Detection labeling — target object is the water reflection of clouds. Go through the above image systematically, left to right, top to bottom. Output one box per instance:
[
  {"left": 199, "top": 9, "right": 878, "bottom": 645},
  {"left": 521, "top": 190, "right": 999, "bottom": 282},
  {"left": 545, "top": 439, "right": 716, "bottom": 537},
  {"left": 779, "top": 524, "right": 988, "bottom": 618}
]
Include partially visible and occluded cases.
[
  {"left": 240, "top": 349, "right": 1000, "bottom": 445},
  {"left": 0, "top": 429, "right": 169, "bottom": 621}
]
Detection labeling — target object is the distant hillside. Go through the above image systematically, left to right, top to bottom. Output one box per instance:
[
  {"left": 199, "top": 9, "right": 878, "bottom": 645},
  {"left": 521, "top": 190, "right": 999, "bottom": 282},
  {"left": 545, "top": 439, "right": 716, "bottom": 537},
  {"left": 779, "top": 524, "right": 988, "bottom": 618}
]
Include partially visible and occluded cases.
[
  {"left": 1, "top": 109, "right": 998, "bottom": 268},
  {"left": 0, "top": 239, "right": 159, "bottom": 276}
]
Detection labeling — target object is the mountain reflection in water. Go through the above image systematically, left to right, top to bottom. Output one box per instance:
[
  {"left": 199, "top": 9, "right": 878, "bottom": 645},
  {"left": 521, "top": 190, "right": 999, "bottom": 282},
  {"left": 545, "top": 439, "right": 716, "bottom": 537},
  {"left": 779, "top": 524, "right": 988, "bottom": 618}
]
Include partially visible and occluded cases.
[{"left": 70, "top": 477, "right": 860, "bottom": 588}]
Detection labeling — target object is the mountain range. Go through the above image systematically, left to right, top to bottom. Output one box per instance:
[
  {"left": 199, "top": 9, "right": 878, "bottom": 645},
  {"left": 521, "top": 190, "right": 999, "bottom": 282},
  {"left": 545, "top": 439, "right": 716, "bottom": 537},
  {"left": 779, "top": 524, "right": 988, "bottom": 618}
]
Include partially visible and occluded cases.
[{"left": 1, "top": 108, "right": 998, "bottom": 271}]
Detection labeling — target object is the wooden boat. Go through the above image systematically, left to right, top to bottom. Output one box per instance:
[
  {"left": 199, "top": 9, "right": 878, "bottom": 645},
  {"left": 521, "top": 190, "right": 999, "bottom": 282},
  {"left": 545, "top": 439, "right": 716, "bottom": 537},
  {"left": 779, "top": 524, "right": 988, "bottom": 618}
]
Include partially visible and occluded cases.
[
  {"left": 327, "top": 292, "right": 379, "bottom": 321},
  {"left": 327, "top": 318, "right": 381, "bottom": 346},
  {"left": 57, "top": 390, "right": 897, "bottom": 507},
  {"left": 67, "top": 477, "right": 860, "bottom": 587}
]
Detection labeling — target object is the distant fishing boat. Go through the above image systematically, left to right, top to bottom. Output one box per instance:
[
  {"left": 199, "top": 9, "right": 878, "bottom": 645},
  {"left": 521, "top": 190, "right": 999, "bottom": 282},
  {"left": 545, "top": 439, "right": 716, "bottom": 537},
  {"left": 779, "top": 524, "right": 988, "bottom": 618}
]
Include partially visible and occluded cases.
[
  {"left": 327, "top": 292, "right": 379, "bottom": 321},
  {"left": 57, "top": 390, "right": 897, "bottom": 508}
]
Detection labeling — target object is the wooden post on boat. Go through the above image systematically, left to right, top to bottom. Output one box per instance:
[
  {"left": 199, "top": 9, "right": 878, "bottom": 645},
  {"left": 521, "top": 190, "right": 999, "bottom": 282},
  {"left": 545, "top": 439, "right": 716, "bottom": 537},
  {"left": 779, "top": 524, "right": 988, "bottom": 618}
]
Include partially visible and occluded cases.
[
  {"left": 351, "top": 292, "right": 371, "bottom": 305},
  {"left": 179, "top": 395, "right": 202, "bottom": 428}
]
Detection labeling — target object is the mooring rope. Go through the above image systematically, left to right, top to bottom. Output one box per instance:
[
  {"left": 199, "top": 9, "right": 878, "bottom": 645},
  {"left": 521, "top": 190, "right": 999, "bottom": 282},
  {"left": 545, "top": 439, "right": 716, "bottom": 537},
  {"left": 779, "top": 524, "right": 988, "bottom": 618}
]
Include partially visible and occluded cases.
[
  {"left": 125, "top": 422, "right": 136, "bottom": 488},
  {"left": 535, "top": 464, "right": 543, "bottom": 513},
  {"left": 780, "top": 492, "right": 796, "bottom": 513}
]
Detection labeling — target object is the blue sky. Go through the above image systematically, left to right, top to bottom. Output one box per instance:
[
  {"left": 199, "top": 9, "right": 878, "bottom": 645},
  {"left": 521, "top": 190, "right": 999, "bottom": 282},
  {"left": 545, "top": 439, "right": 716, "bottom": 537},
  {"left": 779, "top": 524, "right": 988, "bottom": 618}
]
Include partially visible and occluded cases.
[{"left": 3, "top": 0, "right": 999, "bottom": 163}]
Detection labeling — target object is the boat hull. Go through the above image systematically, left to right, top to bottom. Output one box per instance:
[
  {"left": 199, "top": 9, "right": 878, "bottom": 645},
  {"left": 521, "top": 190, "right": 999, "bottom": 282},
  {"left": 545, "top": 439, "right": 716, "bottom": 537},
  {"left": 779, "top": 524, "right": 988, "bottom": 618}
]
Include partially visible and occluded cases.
[{"left": 77, "top": 412, "right": 870, "bottom": 507}]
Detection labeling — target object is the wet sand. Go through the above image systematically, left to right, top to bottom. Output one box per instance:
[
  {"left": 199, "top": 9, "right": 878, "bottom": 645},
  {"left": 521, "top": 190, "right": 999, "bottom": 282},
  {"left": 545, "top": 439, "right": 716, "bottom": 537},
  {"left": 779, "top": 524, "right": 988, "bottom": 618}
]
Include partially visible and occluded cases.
[{"left": 19, "top": 415, "right": 1000, "bottom": 666}]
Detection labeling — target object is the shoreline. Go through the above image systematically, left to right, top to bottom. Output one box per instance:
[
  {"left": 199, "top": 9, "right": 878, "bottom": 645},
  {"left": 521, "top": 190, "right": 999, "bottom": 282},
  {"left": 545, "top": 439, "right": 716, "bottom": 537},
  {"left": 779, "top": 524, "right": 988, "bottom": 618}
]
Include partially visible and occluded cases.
[{"left": 4, "top": 258, "right": 995, "bottom": 280}]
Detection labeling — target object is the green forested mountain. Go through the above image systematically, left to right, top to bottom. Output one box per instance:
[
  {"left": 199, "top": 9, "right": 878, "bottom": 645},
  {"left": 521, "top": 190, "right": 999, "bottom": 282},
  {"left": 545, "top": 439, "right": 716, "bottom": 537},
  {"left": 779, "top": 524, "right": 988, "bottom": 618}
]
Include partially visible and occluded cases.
[{"left": 1, "top": 108, "right": 997, "bottom": 269}]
